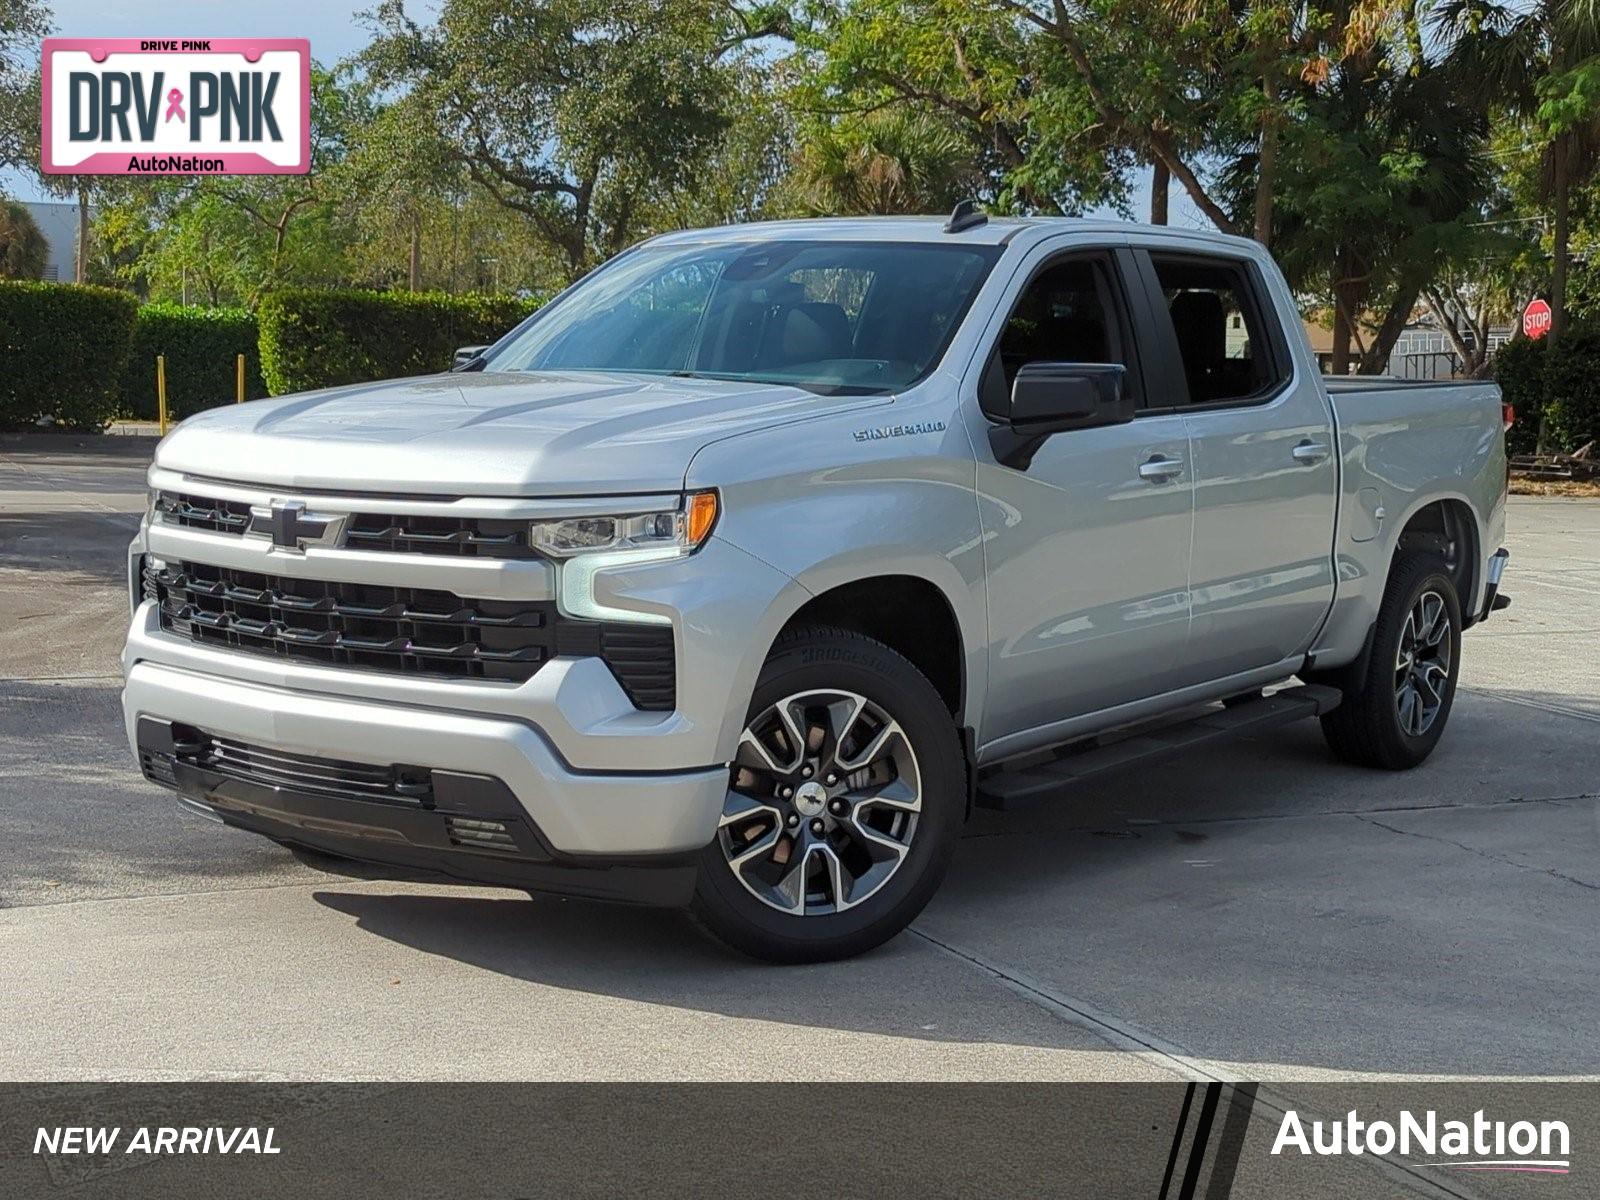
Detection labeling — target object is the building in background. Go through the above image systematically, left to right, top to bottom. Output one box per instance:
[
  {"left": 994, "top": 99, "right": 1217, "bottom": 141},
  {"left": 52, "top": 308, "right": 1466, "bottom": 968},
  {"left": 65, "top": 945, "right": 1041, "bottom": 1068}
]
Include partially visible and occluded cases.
[
  {"left": 20, "top": 201, "right": 86, "bottom": 282},
  {"left": 1300, "top": 308, "right": 1513, "bottom": 378},
  {"left": 1387, "top": 313, "right": 1513, "bottom": 380},
  {"left": 1301, "top": 319, "right": 1336, "bottom": 373}
]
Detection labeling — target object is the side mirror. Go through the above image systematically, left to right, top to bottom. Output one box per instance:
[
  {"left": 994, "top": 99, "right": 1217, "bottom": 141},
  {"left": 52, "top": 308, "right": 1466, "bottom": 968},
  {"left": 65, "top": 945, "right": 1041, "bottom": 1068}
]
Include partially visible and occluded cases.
[
  {"left": 452, "top": 345, "right": 489, "bottom": 371},
  {"left": 990, "top": 361, "right": 1133, "bottom": 469}
]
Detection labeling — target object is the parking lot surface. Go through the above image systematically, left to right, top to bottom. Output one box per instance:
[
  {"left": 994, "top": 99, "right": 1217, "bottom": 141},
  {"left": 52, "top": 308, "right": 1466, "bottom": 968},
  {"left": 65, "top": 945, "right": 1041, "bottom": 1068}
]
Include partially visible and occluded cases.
[{"left": 2, "top": 438, "right": 1596, "bottom": 1082}]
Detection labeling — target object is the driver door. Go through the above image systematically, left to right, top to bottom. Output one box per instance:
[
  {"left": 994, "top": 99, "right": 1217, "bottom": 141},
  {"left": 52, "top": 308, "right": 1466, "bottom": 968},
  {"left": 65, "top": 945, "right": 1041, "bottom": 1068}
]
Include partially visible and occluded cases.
[{"left": 975, "top": 248, "right": 1194, "bottom": 757}]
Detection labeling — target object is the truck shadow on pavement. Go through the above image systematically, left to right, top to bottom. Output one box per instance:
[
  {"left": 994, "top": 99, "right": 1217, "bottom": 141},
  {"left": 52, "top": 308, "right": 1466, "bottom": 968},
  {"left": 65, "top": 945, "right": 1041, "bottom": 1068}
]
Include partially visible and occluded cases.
[
  {"left": 9, "top": 671, "right": 1596, "bottom": 1074},
  {"left": 307, "top": 692, "right": 1600, "bottom": 1078},
  {"left": 308, "top": 886, "right": 1111, "bottom": 1060}
]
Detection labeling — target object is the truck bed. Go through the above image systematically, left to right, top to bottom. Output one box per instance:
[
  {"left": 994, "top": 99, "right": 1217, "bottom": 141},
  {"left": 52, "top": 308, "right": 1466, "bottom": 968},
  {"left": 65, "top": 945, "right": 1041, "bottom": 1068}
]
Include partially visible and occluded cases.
[{"left": 1323, "top": 375, "right": 1491, "bottom": 394}]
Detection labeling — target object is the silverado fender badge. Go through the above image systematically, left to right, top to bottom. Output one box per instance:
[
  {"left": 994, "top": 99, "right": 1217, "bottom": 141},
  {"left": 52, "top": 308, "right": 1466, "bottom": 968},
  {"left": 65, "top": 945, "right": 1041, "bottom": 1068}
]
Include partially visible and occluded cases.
[
  {"left": 853, "top": 421, "right": 947, "bottom": 443},
  {"left": 246, "top": 500, "right": 346, "bottom": 552}
]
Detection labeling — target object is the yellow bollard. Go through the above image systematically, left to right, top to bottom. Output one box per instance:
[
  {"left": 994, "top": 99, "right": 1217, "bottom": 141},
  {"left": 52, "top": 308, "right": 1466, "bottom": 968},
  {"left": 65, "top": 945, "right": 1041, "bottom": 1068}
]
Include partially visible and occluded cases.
[
  {"left": 236, "top": 353, "right": 246, "bottom": 403},
  {"left": 156, "top": 355, "right": 169, "bottom": 436}
]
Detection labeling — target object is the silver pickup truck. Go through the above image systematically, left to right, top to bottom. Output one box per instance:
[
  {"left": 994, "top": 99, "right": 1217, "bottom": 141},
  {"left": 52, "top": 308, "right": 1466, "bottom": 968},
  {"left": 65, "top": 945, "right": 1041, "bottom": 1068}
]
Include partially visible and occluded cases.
[{"left": 122, "top": 213, "right": 1510, "bottom": 962}]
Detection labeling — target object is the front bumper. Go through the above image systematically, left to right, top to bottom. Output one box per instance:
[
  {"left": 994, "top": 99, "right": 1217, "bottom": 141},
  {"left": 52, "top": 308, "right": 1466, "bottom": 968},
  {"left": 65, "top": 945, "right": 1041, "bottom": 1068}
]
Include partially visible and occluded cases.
[
  {"left": 121, "top": 472, "right": 815, "bottom": 897},
  {"left": 124, "top": 660, "right": 727, "bottom": 903}
]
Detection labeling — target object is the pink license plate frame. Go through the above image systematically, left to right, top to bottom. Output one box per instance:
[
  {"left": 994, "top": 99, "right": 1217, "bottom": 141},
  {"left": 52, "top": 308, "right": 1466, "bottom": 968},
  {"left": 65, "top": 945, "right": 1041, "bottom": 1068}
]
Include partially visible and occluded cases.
[{"left": 41, "top": 38, "right": 311, "bottom": 175}]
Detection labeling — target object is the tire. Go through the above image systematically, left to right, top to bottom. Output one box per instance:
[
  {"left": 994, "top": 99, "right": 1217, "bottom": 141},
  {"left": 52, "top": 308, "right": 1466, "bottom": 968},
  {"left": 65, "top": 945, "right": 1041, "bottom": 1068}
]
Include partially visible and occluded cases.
[
  {"left": 1320, "top": 552, "right": 1463, "bottom": 770},
  {"left": 690, "top": 625, "right": 965, "bottom": 963}
]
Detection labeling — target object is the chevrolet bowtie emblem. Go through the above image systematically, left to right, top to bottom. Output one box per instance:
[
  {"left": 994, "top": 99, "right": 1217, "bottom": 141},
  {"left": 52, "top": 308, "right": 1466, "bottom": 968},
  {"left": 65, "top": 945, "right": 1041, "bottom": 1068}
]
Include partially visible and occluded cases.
[{"left": 246, "top": 500, "right": 344, "bottom": 552}]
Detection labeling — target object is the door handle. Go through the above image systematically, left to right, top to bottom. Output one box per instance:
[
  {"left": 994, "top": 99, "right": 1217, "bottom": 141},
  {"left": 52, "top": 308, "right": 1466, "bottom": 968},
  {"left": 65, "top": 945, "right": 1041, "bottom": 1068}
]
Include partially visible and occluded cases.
[
  {"left": 1292, "top": 440, "right": 1330, "bottom": 464},
  {"left": 1138, "top": 455, "right": 1184, "bottom": 482}
]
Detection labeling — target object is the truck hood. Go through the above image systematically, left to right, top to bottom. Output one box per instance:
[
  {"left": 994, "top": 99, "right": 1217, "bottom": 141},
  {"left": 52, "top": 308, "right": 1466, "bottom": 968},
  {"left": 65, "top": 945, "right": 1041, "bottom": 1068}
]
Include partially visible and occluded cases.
[{"left": 155, "top": 370, "right": 887, "bottom": 496}]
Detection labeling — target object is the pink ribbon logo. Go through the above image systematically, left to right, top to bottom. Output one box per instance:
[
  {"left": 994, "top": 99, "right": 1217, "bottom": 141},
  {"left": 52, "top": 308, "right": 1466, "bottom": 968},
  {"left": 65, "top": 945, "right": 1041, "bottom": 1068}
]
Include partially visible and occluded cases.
[{"left": 164, "top": 88, "right": 185, "bottom": 123}]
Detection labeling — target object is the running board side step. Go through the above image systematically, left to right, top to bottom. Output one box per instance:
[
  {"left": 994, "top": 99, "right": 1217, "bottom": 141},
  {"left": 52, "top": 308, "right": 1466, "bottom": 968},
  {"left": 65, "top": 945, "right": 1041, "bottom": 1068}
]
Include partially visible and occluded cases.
[{"left": 974, "top": 684, "right": 1343, "bottom": 811}]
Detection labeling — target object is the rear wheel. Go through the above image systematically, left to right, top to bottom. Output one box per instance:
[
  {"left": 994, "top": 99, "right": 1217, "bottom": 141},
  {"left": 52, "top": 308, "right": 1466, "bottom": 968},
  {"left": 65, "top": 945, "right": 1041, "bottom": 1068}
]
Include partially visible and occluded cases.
[
  {"left": 1321, "top": 553, "right": 1462, "bottom": 770},
  {"left": 690, "top": 626, "right": 964, "bottom": 963}
]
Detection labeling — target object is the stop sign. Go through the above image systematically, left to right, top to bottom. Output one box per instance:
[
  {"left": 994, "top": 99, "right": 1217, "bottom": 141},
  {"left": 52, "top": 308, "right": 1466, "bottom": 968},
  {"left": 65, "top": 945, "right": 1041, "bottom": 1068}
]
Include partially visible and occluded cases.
[{"left": 1523, "top": 298, "right": 1553, "bottom": 339}]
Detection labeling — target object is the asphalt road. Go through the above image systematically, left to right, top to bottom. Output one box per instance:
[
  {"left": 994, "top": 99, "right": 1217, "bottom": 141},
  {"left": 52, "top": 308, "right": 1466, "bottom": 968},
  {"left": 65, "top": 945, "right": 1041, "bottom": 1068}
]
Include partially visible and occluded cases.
[{"left": 2, "top": 437, "right": 1597, "bottom": 1083}]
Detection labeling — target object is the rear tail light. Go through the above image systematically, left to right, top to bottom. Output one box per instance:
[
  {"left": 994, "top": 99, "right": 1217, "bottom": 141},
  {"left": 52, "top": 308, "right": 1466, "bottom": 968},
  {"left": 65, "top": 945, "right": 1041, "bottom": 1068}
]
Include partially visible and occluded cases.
[{"left": 1503, "top": 402, "right": 1515, "bottom": 431}]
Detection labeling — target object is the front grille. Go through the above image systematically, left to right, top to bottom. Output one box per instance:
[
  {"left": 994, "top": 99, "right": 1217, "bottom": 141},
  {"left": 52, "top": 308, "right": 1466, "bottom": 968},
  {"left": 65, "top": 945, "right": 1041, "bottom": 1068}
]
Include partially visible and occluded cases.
[
  {"left": 154, "top": 490, "right": 535, "bottom": 559},
  {"left": 154, "top": 491, "right": 253, "bottom": 535},
  {"left": 344, "top": 513, "right": 536, "bottom": 559},
  {"left": 145, "top": 557, "right": 677, "bottom": 707},
  {"left": 150, "top": 559, "right": 552, "bottom": 681}
]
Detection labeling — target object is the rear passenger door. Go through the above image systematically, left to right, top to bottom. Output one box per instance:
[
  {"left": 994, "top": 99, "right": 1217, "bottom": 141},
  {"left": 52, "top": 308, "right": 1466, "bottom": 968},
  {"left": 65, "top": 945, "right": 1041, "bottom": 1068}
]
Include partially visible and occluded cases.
[{"left": 1133, "top": 249, "right": 1338, "bottom": 685}]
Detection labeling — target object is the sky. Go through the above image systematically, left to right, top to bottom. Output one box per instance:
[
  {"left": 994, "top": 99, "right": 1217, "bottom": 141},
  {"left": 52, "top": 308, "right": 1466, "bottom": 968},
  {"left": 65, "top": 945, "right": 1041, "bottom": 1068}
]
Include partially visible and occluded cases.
[
  {"left": 9, "top": 0, "right": 1204, "bottom": 227},
  {"left": 41, "top": 0, "right": 375, "bottom": 60}
]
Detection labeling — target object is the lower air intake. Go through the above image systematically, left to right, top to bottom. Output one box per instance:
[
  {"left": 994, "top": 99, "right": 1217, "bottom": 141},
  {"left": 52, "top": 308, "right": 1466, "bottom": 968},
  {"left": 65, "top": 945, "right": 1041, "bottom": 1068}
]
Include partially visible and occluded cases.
[{"left": 445, "top": 816, "right": 520, "bottom": 852}]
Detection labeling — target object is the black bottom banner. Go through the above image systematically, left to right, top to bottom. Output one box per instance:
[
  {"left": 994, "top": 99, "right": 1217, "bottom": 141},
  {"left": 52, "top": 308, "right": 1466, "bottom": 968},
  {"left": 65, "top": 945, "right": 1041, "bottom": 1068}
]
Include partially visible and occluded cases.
[{"left": 1, "top": 1082, "right": 1595, "bottom": 1198}]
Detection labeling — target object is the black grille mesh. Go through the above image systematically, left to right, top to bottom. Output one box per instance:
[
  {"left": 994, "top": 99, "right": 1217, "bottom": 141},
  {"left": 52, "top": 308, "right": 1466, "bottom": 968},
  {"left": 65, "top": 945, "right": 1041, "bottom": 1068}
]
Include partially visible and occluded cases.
[
  {"left": 153, "top": 491, "right": 252, "bottom": 535},
  {"left": 343, "top": 512, "right": 536, "bottom": 559},
  {"left": 146, "top": 558, "right": 676, "bottom": 708},
  {"left": 150, "top": 559, "right": 550, "bottom": 681}
]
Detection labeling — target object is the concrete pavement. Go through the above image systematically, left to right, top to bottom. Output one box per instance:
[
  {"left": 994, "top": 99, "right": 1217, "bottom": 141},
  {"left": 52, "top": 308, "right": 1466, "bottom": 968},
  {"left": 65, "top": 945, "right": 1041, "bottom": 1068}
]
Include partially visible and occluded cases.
[{"left": 1, "top": 440, "right": 1595, "bottom": 1081}]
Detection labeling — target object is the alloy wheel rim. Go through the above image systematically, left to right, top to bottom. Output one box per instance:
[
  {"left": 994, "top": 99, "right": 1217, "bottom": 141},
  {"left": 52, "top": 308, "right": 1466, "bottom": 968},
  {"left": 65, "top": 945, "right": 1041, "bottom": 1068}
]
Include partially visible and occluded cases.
[
  {"left": 1394, "top": 590, "right": 1452, "bottom": 737},
  {"left": 718, "top": 689, "right": 921, "bottom": 916}
]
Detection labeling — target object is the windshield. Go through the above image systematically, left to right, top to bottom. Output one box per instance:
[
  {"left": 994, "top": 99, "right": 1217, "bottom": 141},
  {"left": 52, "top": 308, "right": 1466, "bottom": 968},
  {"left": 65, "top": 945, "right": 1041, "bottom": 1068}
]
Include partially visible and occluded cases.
[{"left": 482, "top": 239, "right": 1002, "bottom": 395}]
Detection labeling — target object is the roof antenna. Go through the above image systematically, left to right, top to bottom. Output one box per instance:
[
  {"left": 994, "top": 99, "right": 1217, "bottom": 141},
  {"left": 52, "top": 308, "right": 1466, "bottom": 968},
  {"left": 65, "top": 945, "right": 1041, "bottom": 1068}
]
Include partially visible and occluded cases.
[{"left": 943, "top": 199, "right": 987, "bottom": 234}]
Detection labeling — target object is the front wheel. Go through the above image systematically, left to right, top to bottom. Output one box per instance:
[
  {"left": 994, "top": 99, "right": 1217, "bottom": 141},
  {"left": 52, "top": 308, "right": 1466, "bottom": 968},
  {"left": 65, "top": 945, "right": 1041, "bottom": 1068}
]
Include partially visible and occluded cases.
[
  {"left": 1321, "top": 552, "right": 1463, "bottom": 770},
  {"left": 690, "top": 626, "right": 965, "bottom": 963}
]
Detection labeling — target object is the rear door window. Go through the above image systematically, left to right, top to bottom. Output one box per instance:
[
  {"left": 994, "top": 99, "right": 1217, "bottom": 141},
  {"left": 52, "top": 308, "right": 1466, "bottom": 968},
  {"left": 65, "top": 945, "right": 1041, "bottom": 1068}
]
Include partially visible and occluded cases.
[{"left": 1149, "top": 256, "right": 1286, "bottom": 405}]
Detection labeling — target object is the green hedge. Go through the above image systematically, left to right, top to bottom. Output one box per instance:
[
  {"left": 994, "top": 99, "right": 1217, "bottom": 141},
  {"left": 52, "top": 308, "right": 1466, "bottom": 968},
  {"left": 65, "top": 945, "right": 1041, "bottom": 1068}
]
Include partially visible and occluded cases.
[
  {"left": 0, "top": 282, "right": 139, "bottom": 431},
  {"left": 258, "top": 289, "right": 541, "bottom": 396},
  {"left": 120, "top": 303, "right": 266, "bottom": 421},
  {"left": 1542, "top": 324, "right": 1600, "bottom": 453},
  {"left": 1493, "top": 325, "right": 1600, "bottom": 455},
  {"left": 1491, "top": 335, "right": 1548, "bottom": 457}
]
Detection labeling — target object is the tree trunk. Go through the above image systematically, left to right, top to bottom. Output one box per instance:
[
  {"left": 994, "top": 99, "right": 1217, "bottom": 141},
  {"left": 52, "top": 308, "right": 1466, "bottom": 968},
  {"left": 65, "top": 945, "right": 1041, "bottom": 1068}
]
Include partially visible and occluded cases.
[
  {"left": 1030, "top": 14, "right": 1238, "bottom": 234},
  {"left": 1254, "top": 71, "right": 1277, "bottom": 247},
  {"left": 1541, "top": 137, "right": 1570, "bottom": 454},
  {"left": 1151, "top": 141, "right": 1238, "bottom": 235},
  {"left": 1150, "top": 159, "right": 1169, "bottom": 224},
  {"left": 75, "top": 185, "right": 89, "bottom": 283},
  {"left": 408, "top": 211, "right": 421, "bottom": 293},
  {"left": 1331, "top": 254, "right": 1354, "bottom": 376},
  {"left": 1358, "top": 282, "right": 1420, "bottom": 375},
  {"left": 1422, "top": 287, "right": 1477, "bottom": 375},
  {"left": 1331, "top": 301, "right": 1351, "bottom": 376}
]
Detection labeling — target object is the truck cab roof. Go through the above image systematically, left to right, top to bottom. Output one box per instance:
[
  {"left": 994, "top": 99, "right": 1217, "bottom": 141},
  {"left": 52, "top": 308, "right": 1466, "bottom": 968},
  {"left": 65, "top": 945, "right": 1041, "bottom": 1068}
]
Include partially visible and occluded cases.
[{"left": 646, "top": 215, "right": 1267, "bottom": 257}]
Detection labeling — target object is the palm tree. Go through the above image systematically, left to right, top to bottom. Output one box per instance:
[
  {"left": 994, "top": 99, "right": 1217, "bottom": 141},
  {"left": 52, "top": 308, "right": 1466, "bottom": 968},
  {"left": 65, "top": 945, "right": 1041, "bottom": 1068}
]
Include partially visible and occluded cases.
[
  {"left": 1434, "top": 0, "right": 1600, "bottom": 447},
  {"left": 1215, "top": 5, "right": 1492, "bottom": 374},
  {"left": 787, "top": 111, "right": 981, "bottom": 217},
  {"left": 0, "top": 200, "right": 47, "bottom": 279}
]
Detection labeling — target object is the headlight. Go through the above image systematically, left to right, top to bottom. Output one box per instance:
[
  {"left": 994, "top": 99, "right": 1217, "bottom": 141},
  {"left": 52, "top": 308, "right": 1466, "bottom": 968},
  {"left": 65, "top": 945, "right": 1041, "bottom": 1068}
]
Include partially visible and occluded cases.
[
  {"left": 529, "top": 491, "right": 718, "bottom": 557},
  {"left": 536, "top": 492, "right": 719, "bottom": 625}
]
